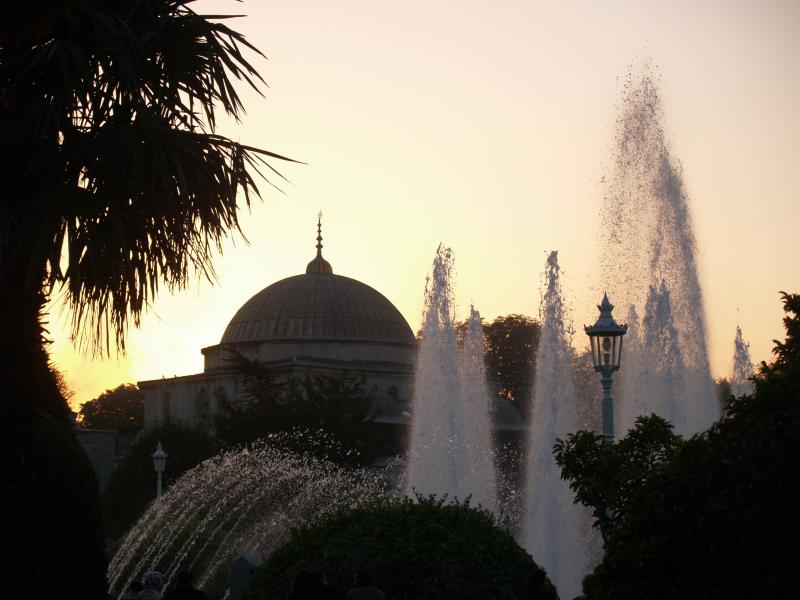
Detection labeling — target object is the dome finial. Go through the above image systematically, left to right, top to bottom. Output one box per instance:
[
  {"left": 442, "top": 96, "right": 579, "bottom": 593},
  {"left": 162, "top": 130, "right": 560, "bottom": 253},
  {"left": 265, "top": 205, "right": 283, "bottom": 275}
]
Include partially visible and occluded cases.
[
  {"left": 306, "top": 211, "right": 333, "bottom": 274},
  {"left": 316, "top": 211, "right": 323, "bottom": 256}
]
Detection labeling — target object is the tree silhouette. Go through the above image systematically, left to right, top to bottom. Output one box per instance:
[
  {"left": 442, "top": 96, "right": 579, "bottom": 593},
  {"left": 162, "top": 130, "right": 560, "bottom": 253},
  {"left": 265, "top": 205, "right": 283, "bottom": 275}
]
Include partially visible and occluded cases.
[
  {"left": 1, "top": 2, "right": 292, "bottom": 596},
  {"left": 556, "top": 292, "right": 800, "bottom": 600},
  {"left": 78, "top": 383, "right": 143, "bottom": 432}
]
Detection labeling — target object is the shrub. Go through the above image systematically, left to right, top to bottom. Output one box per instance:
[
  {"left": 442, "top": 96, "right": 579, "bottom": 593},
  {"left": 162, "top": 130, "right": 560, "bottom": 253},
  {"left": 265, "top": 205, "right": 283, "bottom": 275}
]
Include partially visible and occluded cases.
[
  {"left": 562, "top": 293, "right": 800, "bottom": 600},
  {"left": 10, "top": 411, "right": 108, "bottom": 599},
  {"left": 244, "top": 496, "right": 557, "bottom": 600}
]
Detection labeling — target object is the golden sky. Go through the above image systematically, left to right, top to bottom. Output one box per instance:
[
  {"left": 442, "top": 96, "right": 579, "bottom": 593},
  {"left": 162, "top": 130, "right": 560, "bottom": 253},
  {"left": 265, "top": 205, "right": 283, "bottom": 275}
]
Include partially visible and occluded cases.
[{"left": 50, "top": 0, "right": 800, "bottom": 407}]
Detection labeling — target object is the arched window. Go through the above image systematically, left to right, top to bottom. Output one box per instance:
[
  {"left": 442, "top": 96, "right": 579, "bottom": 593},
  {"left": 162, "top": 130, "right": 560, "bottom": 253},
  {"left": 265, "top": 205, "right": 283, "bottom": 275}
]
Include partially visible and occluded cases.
[
  {"left": 387, "top": 385, "right": 400, "bottom": 402},
  {"left": 214, "top": 386, "right": 229, "bottom": 406},
  {"left": 162, "top": 392, "right": 172, "bottom": 423}
]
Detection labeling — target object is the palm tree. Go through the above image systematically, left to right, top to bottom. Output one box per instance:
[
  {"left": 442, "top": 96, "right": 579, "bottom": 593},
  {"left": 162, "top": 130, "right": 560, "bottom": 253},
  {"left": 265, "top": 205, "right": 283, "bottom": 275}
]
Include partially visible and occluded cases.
[{"left": 0, "top": 2, "right": 293, "bottom": 596}]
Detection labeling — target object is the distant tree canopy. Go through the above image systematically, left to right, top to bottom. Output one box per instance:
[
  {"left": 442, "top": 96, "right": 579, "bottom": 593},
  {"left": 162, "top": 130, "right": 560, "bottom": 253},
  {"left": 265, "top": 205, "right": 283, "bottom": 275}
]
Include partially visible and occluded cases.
[
  {"left": 555, "top": 292, "right": 800, "bottom": 600},
  {"left": 453, "top": 314, "right": 541, "bottom": 419},
  {"left": 483, "top": 314, "right": 541, "bottom": 417},
  {"left": 214, "top": 352, "right": 382, "bottom": 465},
  {"left": 78, "top": 383, "right": 143, "bottom": 431}
]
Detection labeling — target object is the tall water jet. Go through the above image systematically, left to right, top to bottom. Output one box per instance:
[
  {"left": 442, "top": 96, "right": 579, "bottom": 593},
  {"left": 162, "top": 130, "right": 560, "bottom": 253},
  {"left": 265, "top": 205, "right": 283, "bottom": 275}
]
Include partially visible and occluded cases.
[
  {"left": 600, "top": 66, "right": 717, "bottom": 435},
  {"left": 406, "top": 245, "right": 470, "bottom": 500},
  {"left": 523, "top": 251, "right": 591, "bottom": 600},
  {"left": 640, "top": 280, "right": 688, "bottom": 433},
  {"left": 617, "top": 304, "right": 648, "bottom": 434},
  {"left": 459, "top": 305, "right": 498, "bottom": 512},
  {"left": 730, "top": 325, "right": 755, "bottom": 397},
  {"left": 107, "top": 437, "right": 387, "bottom": 598}
]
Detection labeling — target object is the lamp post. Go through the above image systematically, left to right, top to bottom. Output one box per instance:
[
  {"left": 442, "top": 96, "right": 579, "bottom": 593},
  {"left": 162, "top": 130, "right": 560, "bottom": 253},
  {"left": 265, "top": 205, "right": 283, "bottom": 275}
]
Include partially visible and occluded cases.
[
  {"left": 585, "top": 293, "right": 627, "bottom": 441},
  {"left": 151, "top": 442, "right": 168, "bottom": 500}
]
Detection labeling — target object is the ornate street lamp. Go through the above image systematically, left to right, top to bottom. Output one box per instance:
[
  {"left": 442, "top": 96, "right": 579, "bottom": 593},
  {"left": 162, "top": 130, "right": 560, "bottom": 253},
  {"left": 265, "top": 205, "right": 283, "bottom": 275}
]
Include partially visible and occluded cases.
[
  {"left": 585, "top": 293, "right": 627, "bottom": 441},
  {"left": 151, "top": 442, "right": 168, "bottom": 500}
]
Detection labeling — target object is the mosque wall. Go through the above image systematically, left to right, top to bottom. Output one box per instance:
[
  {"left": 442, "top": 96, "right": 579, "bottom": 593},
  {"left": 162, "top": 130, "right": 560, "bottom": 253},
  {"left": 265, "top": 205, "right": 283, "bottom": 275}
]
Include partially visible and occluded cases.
[
  {"left": 201, "top": 340, "right": 414, "bottom": 372},
  {"left": 140, "top": 360, "right": 414, "bottom": 430},
  {"left": 140, "top": 373, "right": 243, "bottom": 429}
]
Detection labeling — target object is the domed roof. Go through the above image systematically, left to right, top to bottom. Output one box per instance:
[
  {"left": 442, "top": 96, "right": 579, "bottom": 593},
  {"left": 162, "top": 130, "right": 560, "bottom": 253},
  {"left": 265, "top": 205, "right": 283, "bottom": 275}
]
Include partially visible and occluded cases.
[
  {"left": 221, "top": 218, "right": 415, "bottom": 346},
  {"left": 221, "top": 273, "right": 415, "bottom": 346}
]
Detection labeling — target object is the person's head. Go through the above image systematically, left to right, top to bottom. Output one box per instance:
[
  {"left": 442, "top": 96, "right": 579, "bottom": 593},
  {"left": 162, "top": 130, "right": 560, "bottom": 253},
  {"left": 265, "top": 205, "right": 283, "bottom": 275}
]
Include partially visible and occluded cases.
[
  {"left": 354, "top": 569, "right": 374, "bottom": 587},
  {"left": 144, "top": 571, "right": 164, "bottom": 591},
  {"left": 177, "top": 571, "right": 193, "bottom": 587},
  {"left": 122, "top": 580, "right": 144, "bottom": 599}
]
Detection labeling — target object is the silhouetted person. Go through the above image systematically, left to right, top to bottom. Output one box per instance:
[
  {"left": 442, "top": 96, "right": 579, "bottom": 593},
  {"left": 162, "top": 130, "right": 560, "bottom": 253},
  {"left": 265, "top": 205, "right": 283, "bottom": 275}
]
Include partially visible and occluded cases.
[
  {"left": 346, "top": 569, "right": 385, "bottom": 600},
  {"left": 138, "top": 571, "right": 165, "bottom": 600},
  {"left": 164, "top": 571, "right": 207, "bottom": 600},
  {"left": 571, "top": 574, "right": 590, "bottom": 600},
  {"left": 122, "top": 580, "right": 144, "bottom": 600}
]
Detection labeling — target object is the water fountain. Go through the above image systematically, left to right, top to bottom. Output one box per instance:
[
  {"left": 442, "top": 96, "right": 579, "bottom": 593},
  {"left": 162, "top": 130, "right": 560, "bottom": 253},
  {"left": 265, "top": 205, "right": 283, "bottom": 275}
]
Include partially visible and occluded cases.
[
  {"left": 600, "top": 66, "right": 718, "bottom": 436},
  {"left": 108, "top": 69, "right": 725, "bottom": 599},
  {"left": 405, "top": 245, "right": 497, "bottom": 509},
  {"left": 405, "top": 245, "right": 469, "bottom": 500},
  {"left": 522, "top": 251, "right": 595, "bottom": 600},
  {"left": 460, "top": 305, "right": 499, "bottom": 512},
  {"left": 730, "top": 325, "right": 755, "bottom": 397},
  {"left": 107, "top": 437, "right": 387, "bottom": 598}
]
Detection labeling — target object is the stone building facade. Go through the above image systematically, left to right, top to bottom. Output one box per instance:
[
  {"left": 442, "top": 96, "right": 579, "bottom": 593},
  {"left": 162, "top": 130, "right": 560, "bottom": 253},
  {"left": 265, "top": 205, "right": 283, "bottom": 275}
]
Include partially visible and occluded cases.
[{"left": 140, "top": 231, "right": 417, "bottom": 430}]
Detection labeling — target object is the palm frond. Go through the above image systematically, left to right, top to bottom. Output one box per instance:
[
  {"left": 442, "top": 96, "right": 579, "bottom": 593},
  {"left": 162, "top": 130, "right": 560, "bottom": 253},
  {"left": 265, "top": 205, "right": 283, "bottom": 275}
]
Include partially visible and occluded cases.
[{"left": 1, "top": 0, "right": 299, "bottom": 354}]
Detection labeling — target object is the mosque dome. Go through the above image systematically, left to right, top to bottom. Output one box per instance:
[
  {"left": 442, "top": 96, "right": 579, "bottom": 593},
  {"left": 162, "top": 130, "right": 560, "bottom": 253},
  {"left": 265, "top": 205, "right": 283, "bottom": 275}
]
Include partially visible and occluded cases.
[
  {"left": 219, "top": 218, "right": 415, "bottom": 348},
  {"left": 221, "top": 273, "right": 415, "bottom": 346}
]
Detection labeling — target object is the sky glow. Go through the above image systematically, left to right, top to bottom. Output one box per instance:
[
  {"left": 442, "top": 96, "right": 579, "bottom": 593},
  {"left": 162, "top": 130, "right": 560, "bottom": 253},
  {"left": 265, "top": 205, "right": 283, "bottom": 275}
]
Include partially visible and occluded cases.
[{"left": 50, "top": 0, "right": 800, "bottom": 407}]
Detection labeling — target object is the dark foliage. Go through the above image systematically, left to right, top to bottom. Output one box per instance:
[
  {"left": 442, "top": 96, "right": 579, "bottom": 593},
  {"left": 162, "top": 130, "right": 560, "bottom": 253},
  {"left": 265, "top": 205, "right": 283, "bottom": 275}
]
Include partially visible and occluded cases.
[
  {"left": 1, "top": 0, "right": 294, "bottom": 355},
  {"left": 1, "top": 2, "right": 288, "bottom": 594},
  {"left": 558, "top": 292, "right": 800, "bottom": 599},
  {"left": 454, "top": 314, "right": 540, "bottom": 420},
  {"left": 483, "top": 315, "right": 540, "bottom": 418},
  {"left": 214, "top": 352, "right": 382, "bottom": 465},
  {"left": 714, "top": 376, "right": 732, "bottom": 413},
  {"left": 78, "top": 383, "right": 143, "bottom": 431},
  {"left": 6, "top": 411, "right": 107, "bottom": 599},
  {"left": 555, "top": 414, "right": 682, "bottom": 542},
  {"left": 102, "top": 423, "right": 219, "bottom": 538},
  {"left": 244, "top": 496, "right": 557, "bottom": 600}
]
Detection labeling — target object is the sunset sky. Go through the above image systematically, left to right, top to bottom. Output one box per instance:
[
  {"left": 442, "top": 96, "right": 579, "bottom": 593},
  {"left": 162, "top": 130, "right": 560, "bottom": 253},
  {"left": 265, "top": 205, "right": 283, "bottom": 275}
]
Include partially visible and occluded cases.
[{"left": 50, "top": 0, "right": 800, "bottom": 407}]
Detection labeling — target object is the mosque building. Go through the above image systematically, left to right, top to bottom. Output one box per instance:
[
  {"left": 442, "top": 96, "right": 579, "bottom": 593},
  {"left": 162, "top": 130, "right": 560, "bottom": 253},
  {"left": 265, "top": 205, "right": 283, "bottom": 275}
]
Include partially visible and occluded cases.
[
  {"left": 139, "top": 218, "right": 525, "bottom": 441},
  {"left": 140, "top": 219, "right": 417, "bottom": 430}
]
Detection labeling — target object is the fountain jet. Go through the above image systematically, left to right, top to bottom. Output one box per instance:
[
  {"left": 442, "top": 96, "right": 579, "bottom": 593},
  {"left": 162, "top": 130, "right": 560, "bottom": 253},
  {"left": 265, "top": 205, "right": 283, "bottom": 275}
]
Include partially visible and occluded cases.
[
  {"left": 600, "top": 66, "right": 718, "bottom": 436},
  {"left": 522, "top": 251, "right": 593, "bottom": 600}
]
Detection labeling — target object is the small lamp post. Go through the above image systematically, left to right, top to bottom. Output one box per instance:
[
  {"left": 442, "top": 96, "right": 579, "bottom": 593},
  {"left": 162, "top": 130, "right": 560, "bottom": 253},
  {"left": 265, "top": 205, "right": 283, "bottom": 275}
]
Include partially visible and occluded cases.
[
  {"left": 585, "top": 293, "right": 627, "bottom": 441},
  {"left": 151, "top": 442, "right": 168, "bottom": 500}
]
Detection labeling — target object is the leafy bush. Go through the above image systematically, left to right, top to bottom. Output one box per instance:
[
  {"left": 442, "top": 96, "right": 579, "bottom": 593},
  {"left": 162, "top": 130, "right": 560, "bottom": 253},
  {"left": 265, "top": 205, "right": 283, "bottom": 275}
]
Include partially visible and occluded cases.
[
  {"left": 558, "top": 292, "right": 800, "bottom": 600},
  {"left": 10, "top": 411, "right": 108, "bottom": 599},
  {"left": 102, "top": 423, "right": 219, "bottom": 537},
  {"left": 244, "top": 496, "right": 557, "bottom": 600}
]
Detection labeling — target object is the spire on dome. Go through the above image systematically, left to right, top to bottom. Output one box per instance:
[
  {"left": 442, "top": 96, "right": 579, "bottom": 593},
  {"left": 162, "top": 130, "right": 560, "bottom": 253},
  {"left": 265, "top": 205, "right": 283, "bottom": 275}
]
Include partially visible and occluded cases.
[{"left": 306, "top": 211, "right": 333, "bottom": 274}]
